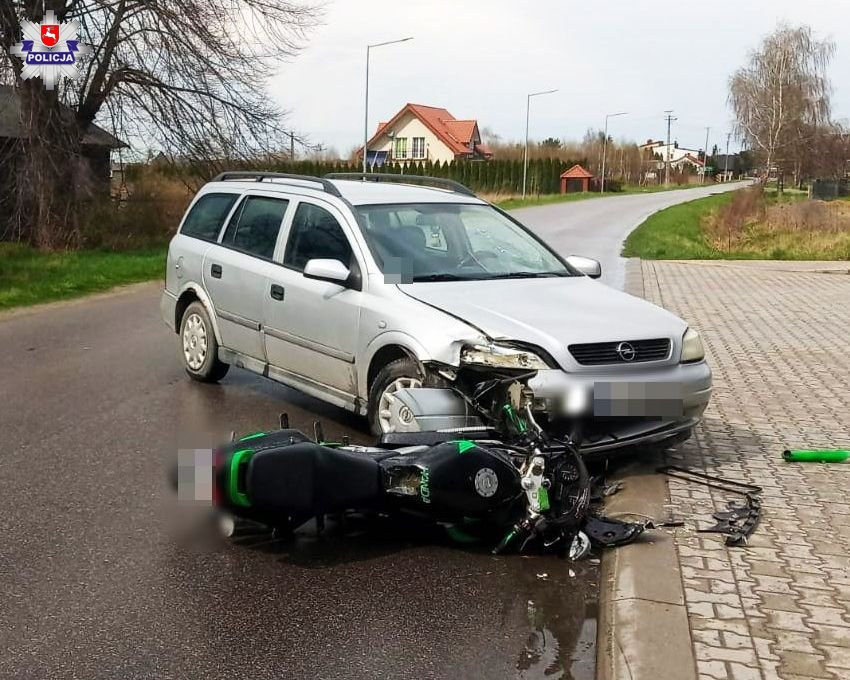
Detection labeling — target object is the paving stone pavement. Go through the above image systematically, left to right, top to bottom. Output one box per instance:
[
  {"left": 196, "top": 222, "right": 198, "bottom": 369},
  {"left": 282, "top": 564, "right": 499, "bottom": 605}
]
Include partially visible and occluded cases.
[{"left": 632, "top": 260, "right": 850, "bottom": 680}]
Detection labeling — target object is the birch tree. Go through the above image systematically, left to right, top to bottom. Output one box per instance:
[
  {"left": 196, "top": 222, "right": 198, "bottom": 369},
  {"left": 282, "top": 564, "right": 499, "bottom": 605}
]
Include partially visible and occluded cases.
[{"left": 729, "top": 25, "right": 834, "bottom": 180}]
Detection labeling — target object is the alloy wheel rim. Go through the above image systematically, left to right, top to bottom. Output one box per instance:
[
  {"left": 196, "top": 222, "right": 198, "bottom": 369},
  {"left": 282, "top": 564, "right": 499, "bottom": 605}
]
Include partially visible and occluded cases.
[
  {"left": 182, "top": 313, "right": 208, "bottom": 370},
  {"left": 377, "top": 376, "right": 422, "bottom": 433}
]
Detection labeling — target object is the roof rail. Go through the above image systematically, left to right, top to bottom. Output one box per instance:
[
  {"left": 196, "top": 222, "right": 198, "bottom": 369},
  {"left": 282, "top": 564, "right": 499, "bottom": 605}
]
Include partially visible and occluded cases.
[
  {"left": 210, "top": 171, "right": 343, "bottom": 198},
  {"left": 324, "top": 172, "right": 476, "bottom": 197}
]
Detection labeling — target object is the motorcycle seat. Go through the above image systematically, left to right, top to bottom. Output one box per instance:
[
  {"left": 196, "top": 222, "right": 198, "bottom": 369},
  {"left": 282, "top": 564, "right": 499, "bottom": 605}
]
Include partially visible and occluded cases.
[{"left": 246, "top": 442, "right": 381, "bottom": 514}]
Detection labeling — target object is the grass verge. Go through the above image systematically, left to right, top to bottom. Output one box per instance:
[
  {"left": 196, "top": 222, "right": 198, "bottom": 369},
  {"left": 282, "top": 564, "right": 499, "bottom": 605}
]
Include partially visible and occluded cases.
[
  {"left": 495, "top": 183, "right": 698, "bottom": 210},
  {"left": 622, "top": 189, "right": 850, "bottom": 260},
  {"left": 622, "top": 193, "right": 736, "bottom": 259},
  {"left": 0, "top": 243, "right": 166, "bottom": 311}
]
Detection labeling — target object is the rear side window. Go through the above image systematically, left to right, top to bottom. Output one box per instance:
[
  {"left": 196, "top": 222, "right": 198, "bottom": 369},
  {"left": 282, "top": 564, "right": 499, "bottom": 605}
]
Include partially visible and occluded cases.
[
  {"left": 180, "top": 193, "right": 239, "bottom": 241},
  {"left": 222, "top": 196, "right": 289, "bottom": 260},
  {"left": 283, "top": 202, "right": 353, "bottom": 271}
]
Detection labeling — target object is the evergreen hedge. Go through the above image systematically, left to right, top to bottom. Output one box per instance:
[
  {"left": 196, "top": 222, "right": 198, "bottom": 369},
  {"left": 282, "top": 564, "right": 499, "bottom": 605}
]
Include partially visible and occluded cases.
[{"left": 248, "top": 158, "right": 587, "bottom": 195}]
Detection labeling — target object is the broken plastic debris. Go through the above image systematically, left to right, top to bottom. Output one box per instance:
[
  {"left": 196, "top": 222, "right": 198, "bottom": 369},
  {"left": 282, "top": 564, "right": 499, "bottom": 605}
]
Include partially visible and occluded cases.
[{"left": 783, "top": 449, "right": 849, "bottom": 463}]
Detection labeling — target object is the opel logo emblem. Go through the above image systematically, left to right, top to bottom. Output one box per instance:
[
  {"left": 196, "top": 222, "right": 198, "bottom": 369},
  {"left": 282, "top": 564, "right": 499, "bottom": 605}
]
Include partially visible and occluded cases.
[{"left": 616, "top": 341, "right": 636, "bottom": 362}]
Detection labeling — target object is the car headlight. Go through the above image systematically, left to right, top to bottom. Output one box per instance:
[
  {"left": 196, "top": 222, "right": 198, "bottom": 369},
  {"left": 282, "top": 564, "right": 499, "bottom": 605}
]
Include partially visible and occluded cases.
[
  {"left": 681, "top": 327, "right": 705, "bottom": 363},
  {"left": 461, "top": 343, "right": 550, "bottom": 370}
]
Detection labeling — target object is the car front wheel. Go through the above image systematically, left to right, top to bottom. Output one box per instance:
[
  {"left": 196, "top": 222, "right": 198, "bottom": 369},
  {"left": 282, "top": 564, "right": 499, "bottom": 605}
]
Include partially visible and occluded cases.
[
  {"left": 179, "top": 301, "right": 230, "bottom": 383},
  {"left": 367, "top": 357, "right": 424, "bottom": 435}
]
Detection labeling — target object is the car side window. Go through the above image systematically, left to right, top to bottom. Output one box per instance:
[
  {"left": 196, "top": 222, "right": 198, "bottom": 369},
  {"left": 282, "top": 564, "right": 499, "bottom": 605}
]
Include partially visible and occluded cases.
[
  {"left": 180, "top": 193, "right": 239, "bottom": 241},
  {"left": 222, "top": 195, "right": 289, "bottom": 260},
  {"left": 283, "top": 202, "right": 353, "bottom": 271}
]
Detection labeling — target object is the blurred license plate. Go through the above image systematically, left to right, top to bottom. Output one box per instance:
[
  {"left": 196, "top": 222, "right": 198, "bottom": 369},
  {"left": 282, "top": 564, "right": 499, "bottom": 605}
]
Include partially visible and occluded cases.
[{"left": 593, "top": 382, "right": 684, "bottom": 417}]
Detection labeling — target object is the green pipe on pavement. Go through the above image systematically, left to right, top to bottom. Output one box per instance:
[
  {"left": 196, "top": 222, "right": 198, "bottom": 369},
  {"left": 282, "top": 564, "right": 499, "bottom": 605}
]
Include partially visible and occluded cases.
[{"left": 783, "top": 449, "right": 850, "bottom": 463}]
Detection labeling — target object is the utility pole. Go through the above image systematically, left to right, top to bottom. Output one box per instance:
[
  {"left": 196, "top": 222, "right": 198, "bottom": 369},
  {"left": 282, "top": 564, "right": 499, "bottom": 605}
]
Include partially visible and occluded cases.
[
  {"left": 664, "top": 110, "right": 676, "bottom": 186},
  {"left": 702, "top": 126, "right": 710, "bottom": 184},
  {"left": 290, "top": 132, "right": 295, "bottom": 160},
  {"left": 724, "top": 132, "right": 732, "bottom": 181}
]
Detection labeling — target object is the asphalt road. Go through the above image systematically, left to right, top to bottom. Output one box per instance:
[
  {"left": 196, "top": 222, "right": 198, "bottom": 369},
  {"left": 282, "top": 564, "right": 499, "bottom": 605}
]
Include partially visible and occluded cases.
[
  {"left": 514, "top": 181, "right": 749, "bottom": 289},
  {"left": 0, "top": 186, "right": 741, "bottom": 680}
]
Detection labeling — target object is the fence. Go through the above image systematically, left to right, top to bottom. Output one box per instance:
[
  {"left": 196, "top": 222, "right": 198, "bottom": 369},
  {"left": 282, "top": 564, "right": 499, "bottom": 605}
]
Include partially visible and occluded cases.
[{"left": 810, "top": 179, "right": 849, "bottom": 201}]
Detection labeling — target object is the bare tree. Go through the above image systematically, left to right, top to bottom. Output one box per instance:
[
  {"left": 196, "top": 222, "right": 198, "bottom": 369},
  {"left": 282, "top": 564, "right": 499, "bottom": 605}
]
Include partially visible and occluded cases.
[
  {"left": 0, "top": 0, "right": 319, "bottom": 248},
  {"left": 729, "top": 24, "right": 834, "bottom": 181}
]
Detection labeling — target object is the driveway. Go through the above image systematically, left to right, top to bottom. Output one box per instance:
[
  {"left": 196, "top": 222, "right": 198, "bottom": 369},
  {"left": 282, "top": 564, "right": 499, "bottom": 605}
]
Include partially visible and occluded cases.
[
  {"left": 514, "top": 182, "right": 749, "bottom": 289},
  {"left": 0, "top": 185, "right": 744, "bottom": 679}
]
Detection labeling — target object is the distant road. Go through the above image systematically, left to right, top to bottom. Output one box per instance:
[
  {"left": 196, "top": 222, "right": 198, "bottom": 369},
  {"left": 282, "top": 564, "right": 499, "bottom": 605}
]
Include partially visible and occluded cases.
[{"left": 512, "top": 181, "right": 750, "bottom": 289}]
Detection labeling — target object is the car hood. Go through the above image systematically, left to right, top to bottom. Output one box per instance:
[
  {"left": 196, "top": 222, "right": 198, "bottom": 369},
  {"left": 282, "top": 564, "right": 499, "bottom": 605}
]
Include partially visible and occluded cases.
[{"left": 398, "top": 277, "right": 687, "bottom": 370}]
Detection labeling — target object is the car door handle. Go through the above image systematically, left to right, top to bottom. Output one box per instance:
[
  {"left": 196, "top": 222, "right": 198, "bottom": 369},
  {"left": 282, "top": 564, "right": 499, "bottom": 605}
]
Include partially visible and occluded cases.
[
  {"left": 211, "top": 264, "right": 222, "bottom": 279},
  {"left": 270, "top": 284, "right": 285, "bottom": 301}
]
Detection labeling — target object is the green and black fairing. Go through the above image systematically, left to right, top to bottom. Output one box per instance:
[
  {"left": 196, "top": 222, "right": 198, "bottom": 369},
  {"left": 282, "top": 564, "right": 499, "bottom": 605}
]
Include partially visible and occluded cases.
[
  {"left": 213, "top": 429, "right": 382, "bottom": 527},
  {"left": 381, "top": 440, "right": 524, "bottom": 521}
]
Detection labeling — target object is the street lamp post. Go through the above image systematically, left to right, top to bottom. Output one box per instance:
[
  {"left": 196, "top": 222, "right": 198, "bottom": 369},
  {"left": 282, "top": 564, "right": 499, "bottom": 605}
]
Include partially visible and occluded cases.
[
  {"left": 363, "top": 37, "right": 413, "bottom": 174},
  {"left": 522, "top": 89, "right": 558, "bottom": 199},
  {"left": 600, "top": 111, "right": 627, "bottom": 193}
]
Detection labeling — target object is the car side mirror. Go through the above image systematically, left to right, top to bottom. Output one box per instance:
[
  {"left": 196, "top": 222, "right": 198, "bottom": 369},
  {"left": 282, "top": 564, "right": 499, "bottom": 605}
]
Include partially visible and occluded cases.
[
  {"left": 565, "top": 255, "right": 602, "bottom": 279},
  {"left": 303, "top": 258, "right": 351, "bottom": 285}
]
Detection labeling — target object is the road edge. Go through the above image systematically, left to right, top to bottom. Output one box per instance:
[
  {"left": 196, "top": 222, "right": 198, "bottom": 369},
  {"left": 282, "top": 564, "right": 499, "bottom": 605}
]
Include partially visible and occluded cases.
[{"left": 595, "top": 258, "right": 697, "bottom": 680}]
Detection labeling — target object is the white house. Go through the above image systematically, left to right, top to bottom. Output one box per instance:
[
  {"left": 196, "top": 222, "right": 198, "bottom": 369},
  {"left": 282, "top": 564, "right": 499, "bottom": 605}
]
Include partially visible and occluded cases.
[
  {"left": 362, "top": 103, "right": 492, "bottom": 166},
  {"left": 640, "top": 139, "right": 702, "bottom": 165},
  {"left": 640, "top": 139, "right": 705, "bottom": 173},
  {"left": 670, "top": 153, "right": 706, "bottom": 173}
]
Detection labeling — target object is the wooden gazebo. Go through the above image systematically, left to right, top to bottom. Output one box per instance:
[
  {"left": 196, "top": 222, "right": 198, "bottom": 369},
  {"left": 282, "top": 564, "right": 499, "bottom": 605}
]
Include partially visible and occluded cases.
[{"left": 560, "top": 164, "right": 594, "bottom": 193}]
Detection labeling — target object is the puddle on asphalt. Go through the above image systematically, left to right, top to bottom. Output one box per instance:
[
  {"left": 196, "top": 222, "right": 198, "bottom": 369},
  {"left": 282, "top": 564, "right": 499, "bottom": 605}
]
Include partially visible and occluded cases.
[{"left": 513, "top": 557, "right": 598, "bottom": 680}]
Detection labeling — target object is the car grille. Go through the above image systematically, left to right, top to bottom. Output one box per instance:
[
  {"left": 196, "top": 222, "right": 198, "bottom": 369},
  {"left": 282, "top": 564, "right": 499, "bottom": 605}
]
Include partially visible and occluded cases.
[{"left": 568, "top": 338, "right": 671, "bottom": 366}]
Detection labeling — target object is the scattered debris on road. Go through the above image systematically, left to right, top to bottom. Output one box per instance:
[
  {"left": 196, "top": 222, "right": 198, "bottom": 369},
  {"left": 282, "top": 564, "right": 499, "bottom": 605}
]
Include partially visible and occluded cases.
[
  {"left": 783, "top": 448, "right": 849, "bottom": 462},
  {"left": 658, "top": 465, "right": 762, "bottom": 546}
]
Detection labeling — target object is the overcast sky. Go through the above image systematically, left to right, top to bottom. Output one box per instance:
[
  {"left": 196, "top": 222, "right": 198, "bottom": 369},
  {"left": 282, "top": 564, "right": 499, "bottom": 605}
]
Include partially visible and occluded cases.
[{"left": 270, "top": 0, "right": 849, "bottom": 156}]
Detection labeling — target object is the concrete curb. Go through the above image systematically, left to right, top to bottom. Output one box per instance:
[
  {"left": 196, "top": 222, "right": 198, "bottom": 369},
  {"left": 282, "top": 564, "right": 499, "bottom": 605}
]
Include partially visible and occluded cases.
[{"left": 596, "top": 259, "right": 697, "bottom": 680}]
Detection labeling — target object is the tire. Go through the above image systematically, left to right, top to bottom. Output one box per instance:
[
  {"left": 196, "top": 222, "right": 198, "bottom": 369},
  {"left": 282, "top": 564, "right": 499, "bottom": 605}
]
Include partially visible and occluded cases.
[
  {"left": 179, "top": 301, "right": 230, "bottom": 383},
  {"left": 367, "top": 357, "right": 424, "bottom": 435}
]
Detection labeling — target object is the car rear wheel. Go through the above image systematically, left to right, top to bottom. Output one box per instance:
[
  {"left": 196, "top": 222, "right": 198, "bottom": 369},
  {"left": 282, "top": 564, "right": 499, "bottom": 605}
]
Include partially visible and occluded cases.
[
  {"left": 179, "top": 301, "right": 230, "bottom": 383},
  {"left": 367, "top": 358, "right": 424, "bottom": 435}
]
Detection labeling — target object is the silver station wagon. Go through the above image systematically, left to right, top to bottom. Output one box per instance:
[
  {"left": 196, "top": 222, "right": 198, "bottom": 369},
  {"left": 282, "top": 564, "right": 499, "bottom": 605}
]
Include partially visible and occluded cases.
[{"left": 161, "top": 172, "right": 711, "bottom": 453}]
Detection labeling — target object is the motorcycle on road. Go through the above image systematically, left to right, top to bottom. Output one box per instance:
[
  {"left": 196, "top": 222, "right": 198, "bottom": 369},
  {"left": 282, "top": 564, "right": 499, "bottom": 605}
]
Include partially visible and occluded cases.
[{"left": 178, "top": 378, "right": 647, "bottom": 557}]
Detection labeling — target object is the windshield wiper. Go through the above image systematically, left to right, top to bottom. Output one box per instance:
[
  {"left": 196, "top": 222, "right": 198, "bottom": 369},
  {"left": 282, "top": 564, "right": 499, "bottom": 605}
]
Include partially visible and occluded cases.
[
  {"left": 482, "top": 271, "right": 570, "bottom": 279},
  {"left": 410, "top": 273, "right": 474, "bottom": 282}
]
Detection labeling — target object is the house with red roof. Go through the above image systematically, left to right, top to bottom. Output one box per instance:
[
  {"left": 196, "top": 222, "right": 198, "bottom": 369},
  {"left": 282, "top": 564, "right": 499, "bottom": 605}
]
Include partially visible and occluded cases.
[
  {"left": 362, "top": 103, "right": 493, "bottom": 166},
  {"left": 670, "top": 153, "right": 706, "bottom": 173}
]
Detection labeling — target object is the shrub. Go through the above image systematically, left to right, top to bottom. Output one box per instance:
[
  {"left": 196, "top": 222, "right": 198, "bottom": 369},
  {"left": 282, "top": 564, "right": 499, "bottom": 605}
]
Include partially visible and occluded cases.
[
  {"left": 80, "top": 169, "right": 192, "bottom": 250},
  {"left": 705, "top": 185, "right": 765, "bottom": 250}
]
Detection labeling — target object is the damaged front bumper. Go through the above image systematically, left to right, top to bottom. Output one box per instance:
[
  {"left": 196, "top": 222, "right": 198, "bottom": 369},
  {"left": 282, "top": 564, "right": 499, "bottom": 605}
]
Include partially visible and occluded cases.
[{"left": 526, "top": 361, "right": 712, "bottom": 453}]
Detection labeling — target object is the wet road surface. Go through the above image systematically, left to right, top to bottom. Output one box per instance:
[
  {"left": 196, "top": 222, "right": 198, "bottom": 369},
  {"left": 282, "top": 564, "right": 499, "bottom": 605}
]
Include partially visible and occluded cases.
[
  {"left": 0, "top": 187, "right": 741, "bottom": 679},
  {"left": 0, "top": 285, "right": 596, "bottom": 680}
]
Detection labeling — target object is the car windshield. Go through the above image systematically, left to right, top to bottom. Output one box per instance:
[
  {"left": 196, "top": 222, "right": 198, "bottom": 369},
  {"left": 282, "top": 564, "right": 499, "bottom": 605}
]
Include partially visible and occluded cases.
[{"left": 354, "top": 203, "right": 576, "bottom": 282}]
